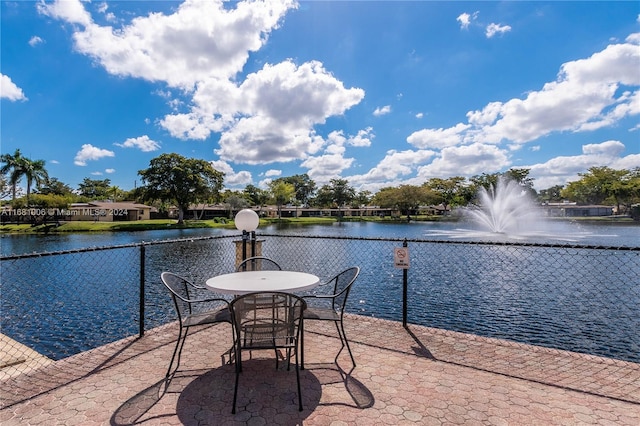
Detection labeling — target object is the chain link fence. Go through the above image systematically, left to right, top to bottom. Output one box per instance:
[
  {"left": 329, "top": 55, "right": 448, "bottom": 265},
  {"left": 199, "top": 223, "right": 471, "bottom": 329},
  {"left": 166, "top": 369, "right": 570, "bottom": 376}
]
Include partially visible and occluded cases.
[{"left": 1, "top": 234, "right": 638, "bottom": 381}]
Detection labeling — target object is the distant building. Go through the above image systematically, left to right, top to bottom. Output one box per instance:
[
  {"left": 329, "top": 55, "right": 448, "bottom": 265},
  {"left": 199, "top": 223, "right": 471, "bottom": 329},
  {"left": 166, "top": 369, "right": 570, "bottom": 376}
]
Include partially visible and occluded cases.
[
  {"left": 66, "top": 201, "right": 153, "bottom": 222},
  {"left": 542, "top": 203, "right": 614, "bottom": 217},
  {"left": 180, "top": 204, "right": 450, "bottom": 219},
  {"left": 181, "top": 204, "right": 398, "bottom": 219}
]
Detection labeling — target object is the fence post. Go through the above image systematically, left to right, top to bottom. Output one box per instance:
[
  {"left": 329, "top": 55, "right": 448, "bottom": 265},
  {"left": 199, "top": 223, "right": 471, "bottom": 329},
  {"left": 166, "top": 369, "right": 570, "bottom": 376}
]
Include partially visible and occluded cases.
[
  {"left": 402, "top": 239, "right": 408, "bottom": 328},
  {"left": 139, "top": 243, "right": 145, "bottom": 337}
]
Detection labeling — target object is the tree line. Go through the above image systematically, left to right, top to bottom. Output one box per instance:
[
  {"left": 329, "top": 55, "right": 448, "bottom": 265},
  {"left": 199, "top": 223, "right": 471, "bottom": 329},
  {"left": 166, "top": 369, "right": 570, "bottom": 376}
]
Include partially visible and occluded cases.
[{"left": 2, "top": 150, "right": 639, "bottom": 223}]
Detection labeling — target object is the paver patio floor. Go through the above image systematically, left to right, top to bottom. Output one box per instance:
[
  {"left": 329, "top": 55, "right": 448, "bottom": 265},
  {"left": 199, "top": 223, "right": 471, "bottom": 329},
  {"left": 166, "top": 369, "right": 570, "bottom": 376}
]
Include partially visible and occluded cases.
[{"left": 1, "top": 315, "right": 639, "bottom": 425}]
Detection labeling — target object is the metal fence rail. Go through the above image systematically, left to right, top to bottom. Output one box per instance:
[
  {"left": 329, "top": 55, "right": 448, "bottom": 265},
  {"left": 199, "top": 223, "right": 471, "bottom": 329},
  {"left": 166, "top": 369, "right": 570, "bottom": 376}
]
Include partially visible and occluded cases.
[{"left": 1, "top": 234, "right": 638, "bottom": 381}]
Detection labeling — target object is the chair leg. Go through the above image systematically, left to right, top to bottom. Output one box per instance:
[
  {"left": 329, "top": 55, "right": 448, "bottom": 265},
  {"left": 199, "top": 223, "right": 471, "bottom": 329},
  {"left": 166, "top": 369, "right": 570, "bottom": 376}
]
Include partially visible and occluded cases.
[
  {"left": 300, "top": 319, "right": 305, "bottom": 370},
  {"left": 336, "top": 320, "right": 356, "bottom": 368},
  {"left": 166, "top": 325, "right": 188, "bottom": 379},
  {"left": 232, "top": 343, "right": 241, "bottom": 414},
  {"left": 295, "top": 346, "right": 303, "bottom": 411},
  {"left": 232, "top": 367, "right": 239, "bottom": 414}
]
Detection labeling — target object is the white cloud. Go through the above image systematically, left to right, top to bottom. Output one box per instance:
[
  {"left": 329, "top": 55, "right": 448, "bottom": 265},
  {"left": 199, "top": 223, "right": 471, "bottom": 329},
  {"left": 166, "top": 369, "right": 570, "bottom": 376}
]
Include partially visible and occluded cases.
[
  {"left": 37, "top": 0, "right": 92, "bottom": 26},
  {"left": 38, "top": 0, "right": 297, "bottom": 89},
  {"left": 39, "top": 0, "right": 366, "bottom": 175},
  {"left": 96, "top": 2, "right": 116, "bottom": 22},
  {"left": 457, "top": 12, "right": 478, "bottom": 30},
  {"left": 457, "top": 13, "right": 472, "bottom": 29},
  {"left": 486, "top": 23, "right": 511, "bottom": 38},
  {"left": 627, "top": 32, "right": 640, "bottom": 44},
  {"left": 29, "top": 36, "right": 44, "bottom": 47},
  {"left": 410, "top": 36, "right": 640, "bottom": 153},
  {"left": 402, "top": 41, "right": 640, "bottom": 188},
  {"left": 486, "top": 41, "right": 638, "bottom": 144},
  {"left": 210, "top": 60, "right": 364, "bottom": 163},
  {"left": 1, "top": 74, "right": 27, "bottom": 101},
  {"left": 467, "top": 101, "right": 502, "bottom": 126},
  {"left": 373, "top": 105, "right": 391, "bottom": 116},
  {"left": 415, "top": 112, "right": 424, "bottom": 119},
  {"left": 407, "top": 123, "right": 471, "bottom": 149},
  {"left": 298, "top": 127, "right": 375, "bottom": 184},
  {"left": 327, "top": 128, "right": 374, "bottom": 149},
  {"left": 350, "top": 128, "right": 374, "bottom": 147},
  {"left": 326, "top": 130, "right": 347, "bottom": 147},
  {"left": 114, "top": 135, "right": 160, "bottom": 152},
  {"left": 525, "top": 140, "right": 640, "bottom": 189},
  {"left": 582, "top": 140, "right": 625, "bottom": 156},
  {"left": 417, "top": 143, "right": 510, "bottom": 180},
  {"left": 74, "top": 144, "right": 115, "bottom": 166},
  {"left": 300, "top": 149, "right": 355, "bottom": 185},
  {"left": 344, "top": 149, "right": 437, "bottom": 192},
  {"left": 209, "top": 160, "right": 253, "bottom": 187},
  {"left": 209, "top": 160, "right": 234, "bottom": 175},
  {"left": 105, "top": 168, "right": 115, "bottom": 174},
  {"left": 264, "top": 169, "right": 282, "bottom": 178}
]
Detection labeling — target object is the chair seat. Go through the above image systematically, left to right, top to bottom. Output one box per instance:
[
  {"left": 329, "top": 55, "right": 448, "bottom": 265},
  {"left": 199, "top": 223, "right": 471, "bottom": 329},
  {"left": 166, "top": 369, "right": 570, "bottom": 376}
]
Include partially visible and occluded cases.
[
  {"left": 303, "top": 307, "right": 340, "bottom": 322},
  {"left": 183, "top": 308, "right": 231, "bottom": 327},
  {"left": 239, "top": 320, "right": 292, "bottom": 349}
]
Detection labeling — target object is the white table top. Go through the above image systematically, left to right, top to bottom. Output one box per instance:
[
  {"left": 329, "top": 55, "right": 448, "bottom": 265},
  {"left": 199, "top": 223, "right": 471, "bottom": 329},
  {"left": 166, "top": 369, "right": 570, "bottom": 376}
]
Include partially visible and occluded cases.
[{"left": 205, "top": 270, "right": 320, "bottom": 295}]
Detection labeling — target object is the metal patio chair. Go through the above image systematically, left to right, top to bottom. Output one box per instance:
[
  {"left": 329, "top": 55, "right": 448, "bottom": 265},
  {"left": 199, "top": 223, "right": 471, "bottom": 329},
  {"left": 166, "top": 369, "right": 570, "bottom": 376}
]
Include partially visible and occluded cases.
[
  {"left": 236, "top": 256, "right": 282, "bottom": 272},
  {"left": 236, "top": 256, "right": 284, "bottom": 325},
  {"left": 301, "top": 266, "right": 360, "bottom": 369},
  {"left": 161, "top": 271, "right": 231, "bottom": 380},
  {"left": 229, "top": 291, "right": 306, "bottom": 414}
]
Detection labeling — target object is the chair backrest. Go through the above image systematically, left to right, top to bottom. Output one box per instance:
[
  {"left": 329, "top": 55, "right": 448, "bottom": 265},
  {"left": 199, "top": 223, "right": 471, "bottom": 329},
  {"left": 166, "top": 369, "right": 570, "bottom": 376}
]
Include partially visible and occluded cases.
[
  {"left": 236, "top": 256, "right": 282, "bottom": 272},
  {"left": 327, "top": 266, "right": 360, "bottom": 312},
  {"left": 161, "top": 271, "right": 228, "bottom": 321},
  {"left": 161, "top": 272, "right": 194, "bottom": 319},
  {"left": 230, "top": 292, "right": 306, "bottom": 349}
]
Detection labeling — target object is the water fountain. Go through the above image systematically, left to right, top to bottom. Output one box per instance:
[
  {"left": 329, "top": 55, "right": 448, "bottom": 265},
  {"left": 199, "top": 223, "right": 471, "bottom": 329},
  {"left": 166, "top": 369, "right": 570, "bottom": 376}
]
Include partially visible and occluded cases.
[
  {"left": 428, "top": 176, "right": 601, "bottom": 242},
  {"left": 465, "top": 177, "right": 540, "bottom": 236}
]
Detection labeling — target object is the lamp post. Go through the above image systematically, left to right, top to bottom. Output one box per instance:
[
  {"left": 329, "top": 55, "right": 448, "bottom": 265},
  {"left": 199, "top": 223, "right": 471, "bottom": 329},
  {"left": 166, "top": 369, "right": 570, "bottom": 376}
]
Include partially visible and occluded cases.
[{"left": 234, "top": 209, "right": 260, "bottom": 265}]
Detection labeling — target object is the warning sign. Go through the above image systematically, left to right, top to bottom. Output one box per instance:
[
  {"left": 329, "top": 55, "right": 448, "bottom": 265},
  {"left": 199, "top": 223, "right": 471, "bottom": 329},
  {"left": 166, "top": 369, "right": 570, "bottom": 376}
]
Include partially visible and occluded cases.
[{"left": 394, "top": 247, "right": 410, "bottom": 269}]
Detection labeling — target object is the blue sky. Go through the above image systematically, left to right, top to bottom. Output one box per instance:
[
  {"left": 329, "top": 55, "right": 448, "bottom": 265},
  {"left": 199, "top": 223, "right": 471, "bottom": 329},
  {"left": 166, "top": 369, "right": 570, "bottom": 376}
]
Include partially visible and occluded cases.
[{"left": 2, "top": 0, "right": 639, "bottom": 195}]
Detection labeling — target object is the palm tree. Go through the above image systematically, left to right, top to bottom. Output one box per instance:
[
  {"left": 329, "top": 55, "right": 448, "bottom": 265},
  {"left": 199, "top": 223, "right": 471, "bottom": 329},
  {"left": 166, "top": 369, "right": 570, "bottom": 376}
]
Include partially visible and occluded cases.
[
  {"left": 0, "top": 149, "right": 25, "bottom": 201},
  {"left": 0, "top": 149, "right": 49, "bottom": 205},
  {"left": 21, "top": 158, "right": 49, "bottom": 206},
  {"left": 109, "top": 185, "right": 123, "bottom": 202}
]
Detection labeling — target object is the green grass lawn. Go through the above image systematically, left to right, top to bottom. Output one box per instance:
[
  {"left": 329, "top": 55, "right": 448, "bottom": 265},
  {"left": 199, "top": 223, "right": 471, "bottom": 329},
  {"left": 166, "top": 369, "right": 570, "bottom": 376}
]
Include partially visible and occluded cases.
[
  {"left": 0, "top": 216, "right": 345, "bottom": 234},
  {"left": 0, "top": 219, "right": 229, "bottom": 234}
]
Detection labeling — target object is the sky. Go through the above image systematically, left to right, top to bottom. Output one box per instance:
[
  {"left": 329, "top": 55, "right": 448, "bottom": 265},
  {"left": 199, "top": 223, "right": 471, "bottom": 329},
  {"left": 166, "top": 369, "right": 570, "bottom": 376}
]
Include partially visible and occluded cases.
[{"left": 1, "top": 0, "right": 639, "bottom": 195}]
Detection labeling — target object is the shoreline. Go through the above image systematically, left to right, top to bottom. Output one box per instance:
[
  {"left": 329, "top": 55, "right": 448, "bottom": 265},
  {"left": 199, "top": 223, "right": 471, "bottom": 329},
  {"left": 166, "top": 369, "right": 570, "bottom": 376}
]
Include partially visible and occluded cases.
[{"left": 1, "top": 214, "right": 637, "bottom": 235}]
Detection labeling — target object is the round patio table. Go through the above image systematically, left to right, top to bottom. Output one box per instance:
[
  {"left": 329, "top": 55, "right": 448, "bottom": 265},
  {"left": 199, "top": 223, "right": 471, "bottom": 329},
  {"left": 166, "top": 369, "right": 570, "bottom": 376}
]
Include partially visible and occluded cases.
[{"left": 205, "top": 270, "right": 320, "bottom": 295}]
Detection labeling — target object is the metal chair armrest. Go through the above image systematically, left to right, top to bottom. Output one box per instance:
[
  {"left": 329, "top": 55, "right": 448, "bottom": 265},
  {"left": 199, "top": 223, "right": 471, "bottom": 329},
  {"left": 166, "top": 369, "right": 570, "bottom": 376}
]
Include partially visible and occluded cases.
[
  {"left": 302, "top": 294, "right": 336, "bottom": 301},
  {"left": 189, "top": 297, "right": 231, "bottom": 305}
]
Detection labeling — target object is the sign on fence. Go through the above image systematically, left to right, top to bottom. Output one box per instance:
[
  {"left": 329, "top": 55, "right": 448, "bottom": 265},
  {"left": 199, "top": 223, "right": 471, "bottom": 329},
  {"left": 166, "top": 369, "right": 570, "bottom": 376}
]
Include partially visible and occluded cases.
[{"left": 394, "top": 247, "right": 409, "bottom": 269}]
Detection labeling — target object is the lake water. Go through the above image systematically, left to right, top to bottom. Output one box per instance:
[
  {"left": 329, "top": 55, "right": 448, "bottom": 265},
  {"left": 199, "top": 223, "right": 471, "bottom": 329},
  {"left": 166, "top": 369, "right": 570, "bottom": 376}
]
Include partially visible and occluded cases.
[
  {"left": 1, "top": 219, "right": 638, "bottom": 363},
  {"left": 2, "top": 219, "right": 638, "bottom": 256}
]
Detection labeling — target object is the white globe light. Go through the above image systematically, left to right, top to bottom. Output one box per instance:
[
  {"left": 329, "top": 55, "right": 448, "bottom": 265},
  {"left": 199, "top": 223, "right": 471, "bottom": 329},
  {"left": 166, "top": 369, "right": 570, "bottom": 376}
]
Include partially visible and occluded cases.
[{"left": 235, "top": 209, "right": 259, "bottom": 232}]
